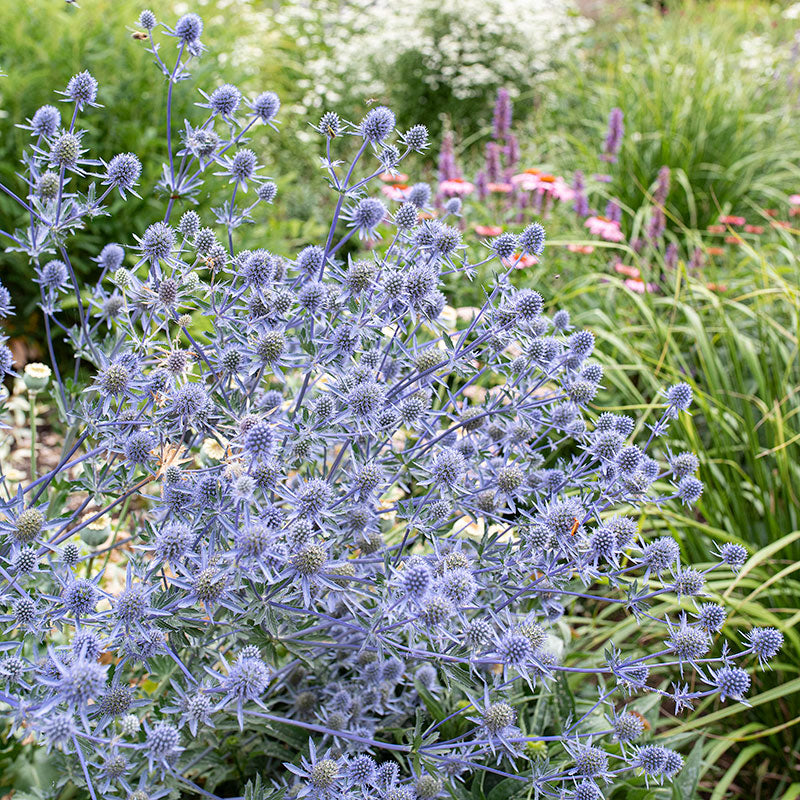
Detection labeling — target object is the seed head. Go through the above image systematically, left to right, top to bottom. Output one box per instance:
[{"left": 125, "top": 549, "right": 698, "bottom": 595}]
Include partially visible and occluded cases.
[{"left": 14, "top": 508, "right": 45, "bottom": 544}]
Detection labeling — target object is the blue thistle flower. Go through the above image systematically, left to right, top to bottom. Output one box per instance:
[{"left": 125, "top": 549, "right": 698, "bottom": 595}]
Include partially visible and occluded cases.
[
  {"left": 138, "top": 9, "right": 157, "bottom": 30},
  {"left": 173, "top": 13, "right": 203, "bottom": 44},
  {"left": 63, "top": 71, "right": 99, "bottom": 109},
  {"left": 207, "top": 83, "right": 241, "bottom": 118},
  {"left": 250, "top": 91, "right": 280, "bottom": 123},
  {"left": 30, "top": 105, "right": 61, "bottom": 137},
  {"left": 360, "top": 106, "right": 395, "bottom": 142},
  {"left": 104, "top": 152, "right": 142, "bottom": 196},
  {"left": 346, "top": 197, "right": 387, "bottom": 238},
  {"left": 138, "top": 221, "right": 175, "bottom": 264},
  {"left": 95, "top": 243, "right": 125, "bottom": 271},
  {"left": 38, "top": 259, "right": 68, "bottom": 291},
  {"left": 746, "top": 627, "right": 783, "bottom": 664},
  {"left": 713, "top": 666, "right": 750, "bottom": 701}
]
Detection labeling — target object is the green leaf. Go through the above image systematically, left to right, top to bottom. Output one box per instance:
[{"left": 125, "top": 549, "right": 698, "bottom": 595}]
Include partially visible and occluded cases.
[{"left": 671, "top": 737, "right": 704, "bottom": 800}]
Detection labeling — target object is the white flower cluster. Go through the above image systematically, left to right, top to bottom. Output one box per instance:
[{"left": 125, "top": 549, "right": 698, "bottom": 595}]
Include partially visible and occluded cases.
[
  {"left": 231, "top": 0, "right": 591, "bottom": 115},
  {"left": 738, "top": 33, "right": 784, "bottom": 76}
]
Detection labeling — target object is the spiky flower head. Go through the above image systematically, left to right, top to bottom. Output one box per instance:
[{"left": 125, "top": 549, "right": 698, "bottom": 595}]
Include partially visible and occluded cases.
[
  {"left": 174, "top": 13, "right": 203, "bottom": 43},
  {"left": 64, "top": 71, "right": 99, "bottom": 109},
  {"left": 209, "top": 84, "right": 241, "bottom": 118},
  {"left": 250, "top": 91, "right": 280, "bottom": 122},
  {"left": 360, "top": 106, "right": 395, "bottom": 142},
  {"left": 105, "top": 152, "right": 142, "bottom": 194},
  {"left": 714, "top": 666, "right": 750, "bottom": 701}
]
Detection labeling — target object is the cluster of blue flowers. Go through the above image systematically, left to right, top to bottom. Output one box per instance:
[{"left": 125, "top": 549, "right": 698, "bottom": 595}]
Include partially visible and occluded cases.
[{"left": 0, "top": 10, "right": 783, "bottom": 800}]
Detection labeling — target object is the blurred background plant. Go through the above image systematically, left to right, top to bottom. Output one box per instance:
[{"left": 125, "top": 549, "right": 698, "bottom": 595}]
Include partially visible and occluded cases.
[{"left": 1, "top": 0, "right": 799, "bottom": 798}]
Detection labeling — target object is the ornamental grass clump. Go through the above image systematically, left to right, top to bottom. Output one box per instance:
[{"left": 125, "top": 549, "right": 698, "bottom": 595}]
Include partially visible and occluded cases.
[{"left": 0, "top": 10, "right": 783, "bottom": 800}]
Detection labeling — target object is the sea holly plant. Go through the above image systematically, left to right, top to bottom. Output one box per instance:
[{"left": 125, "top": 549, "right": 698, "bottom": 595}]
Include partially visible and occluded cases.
[{"left": 0, "top": 9, "right": 784, "bottom": 800}]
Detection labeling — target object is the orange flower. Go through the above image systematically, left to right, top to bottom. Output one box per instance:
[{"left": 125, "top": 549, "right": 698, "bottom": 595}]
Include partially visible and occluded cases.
[
  {"left": 487, "top": 182, "right": 513, "bottom": 194},
  {"left": 706, "top": 225, "right": 726, "bottom": 234},
  {"left": 724, "top": 235, "right": 742, "bottom": 245},
  {"left": 706, "top": 246, "right": 725, "bottom": 255},
  {"left": 509, "top": 253, "right": 539, "bottom": 268}
]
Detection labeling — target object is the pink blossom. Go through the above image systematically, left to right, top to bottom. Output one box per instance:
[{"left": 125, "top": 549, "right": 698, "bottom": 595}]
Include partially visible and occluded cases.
[
  {"left": 511, "top": 170, "right": 574, "bottom": 202},
  {"left": 378, "top": 171, "right": 409, "bottom": 184},
  {"left": 550, "top": 177, "right": 576, "bottom": 202},
  {"left": 439, "top": 178, "right": 475, "bottom": 197},
  {"left": 381, "top": 184, "right": 410, "bottom": 202},
  {"left": 585, "top": 216, "right": 624, "bottom": 242},
  {"left": 474, "top": 225, "right": 504, "bottom": 237},
  {"left": 614, "top": 262, "right": 641, "bottom": 279},
  {"left": 625, "top": 278, "right": 647, "bottom": 294}
]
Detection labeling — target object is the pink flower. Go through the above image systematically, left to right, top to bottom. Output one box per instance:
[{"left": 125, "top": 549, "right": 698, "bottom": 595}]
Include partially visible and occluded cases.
[
  {"left": 510, "top": 168, "right": 544, "bottom": 191},
  {"left": 511, "top": 169, "right": 574, "bottom": 201},
  {"left": 379, "top": 171, "right": 409, "bottom": 184},
  {"left": 550, "top": 177, "right": 575, "bottom": 202},
  {"left": 439, "top": 178, "right": 475, "bottom": 197},
  {"left": 487, "top": 182, "right": 513, "bottom": 194},
  {"left": 381, "top": 184, "right": 410, "bottom": 201},
  {"left": 789, "top": 194, "right": 800, "bottom": 205},
  {"left": 719, "top": 215, "right": 745, "bottom": 226},
  {"left": 585, "top": 216, "right": 624, "bottom": 242},
  {"left": 474, "top": 225, "right": 504, "bottom": 237},
  {"left": 567, "top": 244, "right": 595, "bottom": 254},
  {"left": 614, "top": 262, "right": 641, "bottom": 279},
  {"left": 625, "top": 278, "right": 647, "bottom": 294}
]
